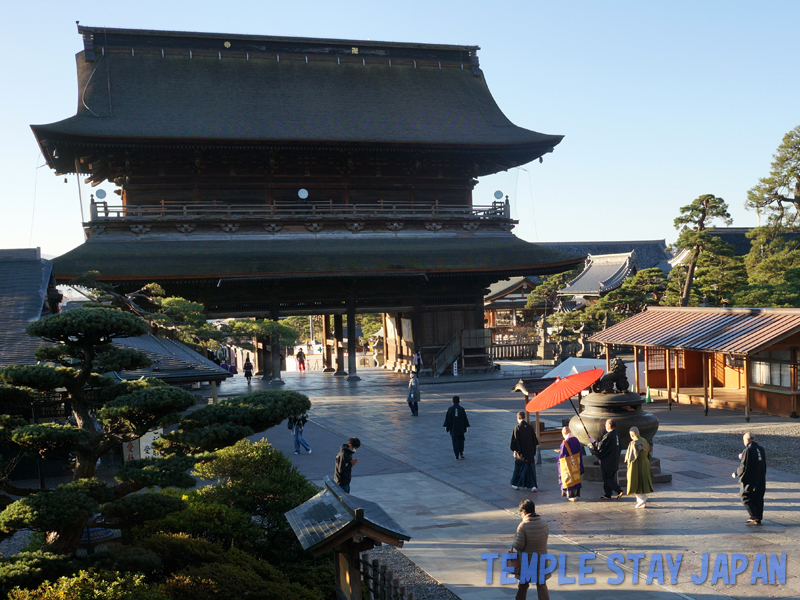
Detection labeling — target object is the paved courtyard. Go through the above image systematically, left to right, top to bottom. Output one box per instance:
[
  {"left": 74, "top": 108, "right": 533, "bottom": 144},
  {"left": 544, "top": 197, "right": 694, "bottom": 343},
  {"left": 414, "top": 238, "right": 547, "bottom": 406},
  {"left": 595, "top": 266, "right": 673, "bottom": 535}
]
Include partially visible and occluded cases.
[{"left": 218, "top": 368, "right": 799, "bottom": 600}]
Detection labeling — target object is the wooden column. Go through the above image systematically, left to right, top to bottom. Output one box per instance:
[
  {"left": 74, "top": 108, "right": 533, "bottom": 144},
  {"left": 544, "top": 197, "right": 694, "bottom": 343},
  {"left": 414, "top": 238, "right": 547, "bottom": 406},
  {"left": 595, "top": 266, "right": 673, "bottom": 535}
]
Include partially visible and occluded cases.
[
  {"left": 346, "top": 301, "right": 360, "bottom": 381},
  {"left": 270, "top": 308, "right": 284, "bottom": 385},
  {"left": 334, "top": 313, "right": 347, "bottom": 376},
  {"left": 382, "top": 313, "right": 389, "bottom": 370},
  {"left": 323, "top": 315, "right": 335, "bottom": 372},
  {"left": 605, "top": 344, "right": 610, "bottom": 372},
  {"left": 633, "top": 346, "right": 641, "bottom": 394},
  {"left": 644, "top": 347, "right": 650, "bottom": 391},
  {"left": 792, "top": 348, "right": 799, "bottom": 419},
  {"left": 666, "top": 349, "right": 672, "bottom": 410},
  {"left": 674, "top": 349, "right": 681, "bottom": 398},
  {"left": 702, "top": 352, "right": 709, "bottom": 416},
  {"left": 709, "top": 354, "right": 715, "bottom": 399},
  {"left": 744, "top": 355, "right": 751, "bottom": 422},
  {"left": 210, "top": 380, "right": 218, "bottom": 403},
  {"left": 333, "top": 539, "right": 362, "bottom": 600}
]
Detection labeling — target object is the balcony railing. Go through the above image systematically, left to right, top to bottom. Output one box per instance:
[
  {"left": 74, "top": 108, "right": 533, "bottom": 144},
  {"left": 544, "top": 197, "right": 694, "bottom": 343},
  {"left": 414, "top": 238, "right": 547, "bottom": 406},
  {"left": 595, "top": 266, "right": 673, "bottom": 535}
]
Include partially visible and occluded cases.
[{"left": 89, "top": 200, "right": 512, "bottom": 222}]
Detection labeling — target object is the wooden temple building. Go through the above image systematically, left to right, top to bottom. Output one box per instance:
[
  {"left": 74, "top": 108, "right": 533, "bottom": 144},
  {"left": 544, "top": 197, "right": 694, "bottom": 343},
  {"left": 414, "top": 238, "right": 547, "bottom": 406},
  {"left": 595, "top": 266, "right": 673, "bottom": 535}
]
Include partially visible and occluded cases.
[
  {"left": 33, "top": 25, "right": 582, "bottom": 379},
  {"left": 590, "top": 307, "right": 800, "bottom": 419}
]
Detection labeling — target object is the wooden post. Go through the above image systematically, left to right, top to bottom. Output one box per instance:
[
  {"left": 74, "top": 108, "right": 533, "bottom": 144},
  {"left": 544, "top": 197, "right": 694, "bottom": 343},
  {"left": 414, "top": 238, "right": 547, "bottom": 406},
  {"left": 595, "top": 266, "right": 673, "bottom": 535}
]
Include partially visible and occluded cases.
[
  {"left": 347, "top": 301, "right": 361, "bottom": 381},
  {"left": 270, "top": 309, "right": 284, "bottom": 385},
  {"left": 334, "top": 313, "right": 347, "bottom": 376},
  {"left": 382, "top": 313, "right": 389, "bottom": 371},
  {"left": 323, "top": 315, "right": 335, "bottom": 372},
  {"left": 605, "top": 344, "right": 611, "bottom": 372},
  {"left": 633, "top": 346, "right": 640, "bottom": 394},
  {"left": 644, "top": 347, "right": 650, "bottom": 391},
  {"left": 666, "top": 349, "right": 672, "bottom": 410},
  {"left": 674, "top": 349, "right": 681, "bottom": 399},
  {"left": 792, "top": 349, "right": 799, "bottom": 419},
  {"left": 702, "top": 352, "right": 709, "bottom": 416},
  {"left": 709, "top": 354, "right": 715, "bottom": 399},
  {"left": 744, "top": 355, "right": 751, "bottom": 422},
  {"left": 210, "top": 380, "right": 218, "bottom": 404}
]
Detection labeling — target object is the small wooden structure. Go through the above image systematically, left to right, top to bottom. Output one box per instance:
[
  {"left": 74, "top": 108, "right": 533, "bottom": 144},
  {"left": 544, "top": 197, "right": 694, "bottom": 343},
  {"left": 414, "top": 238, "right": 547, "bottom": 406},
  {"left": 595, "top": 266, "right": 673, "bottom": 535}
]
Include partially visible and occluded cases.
[
  {"left": 590, "top": 307, "right": 800, "bottom": 419},
  {"left": 285, "top": 477, "right": 411, "bottom": 600}
]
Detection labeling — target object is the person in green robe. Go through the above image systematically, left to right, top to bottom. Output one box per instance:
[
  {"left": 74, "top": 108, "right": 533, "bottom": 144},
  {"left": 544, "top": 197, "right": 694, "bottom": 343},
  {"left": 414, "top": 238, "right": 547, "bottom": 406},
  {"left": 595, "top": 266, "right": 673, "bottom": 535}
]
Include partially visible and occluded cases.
[{"left": 624, "top": 426, "right": 654, "bottom": 508}]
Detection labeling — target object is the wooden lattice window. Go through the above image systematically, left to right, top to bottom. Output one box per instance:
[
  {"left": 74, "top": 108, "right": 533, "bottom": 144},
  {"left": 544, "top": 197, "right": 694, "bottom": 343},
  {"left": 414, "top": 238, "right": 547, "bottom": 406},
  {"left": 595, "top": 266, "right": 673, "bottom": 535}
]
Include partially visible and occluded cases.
[{"left": 647, "top": 348, "right": 684, "bottom": 370}]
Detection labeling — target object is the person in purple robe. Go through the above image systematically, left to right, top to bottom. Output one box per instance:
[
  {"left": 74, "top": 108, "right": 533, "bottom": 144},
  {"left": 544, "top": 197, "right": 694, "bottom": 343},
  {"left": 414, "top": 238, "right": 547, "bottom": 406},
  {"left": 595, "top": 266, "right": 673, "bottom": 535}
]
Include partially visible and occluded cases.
[{"left": 555, "top": 426, "right": 584, "bottom": 502}]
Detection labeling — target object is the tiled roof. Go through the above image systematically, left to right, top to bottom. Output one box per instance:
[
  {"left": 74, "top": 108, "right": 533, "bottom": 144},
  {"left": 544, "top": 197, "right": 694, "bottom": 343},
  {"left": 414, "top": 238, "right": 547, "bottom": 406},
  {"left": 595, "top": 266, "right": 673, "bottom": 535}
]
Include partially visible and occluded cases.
[
  {"left": 32, "top": 26, "right": 562, "bottom": 160},
  {"left": 703, "top": 227, "right": 800, "bottom": 257},
  {"left": 52, "top": 233, "right": 583, "bottom": 282},
  {"left": 534, "top": 240, "right": 671, "bottom": 269},
  {"left": 0, "top": 251, "right": 56, "bottom": 367},
  {"left": 558, "top": 252, "right": 636, "bottom": 296},
  {"left": 589, "top": 306, "right": 800, "bottom": 355},
  {"left": 112, "top": 335, "right": 231, "bottom": 383},
  {"left": 285, "top": 477, "right": 410, "bottom": 554}
]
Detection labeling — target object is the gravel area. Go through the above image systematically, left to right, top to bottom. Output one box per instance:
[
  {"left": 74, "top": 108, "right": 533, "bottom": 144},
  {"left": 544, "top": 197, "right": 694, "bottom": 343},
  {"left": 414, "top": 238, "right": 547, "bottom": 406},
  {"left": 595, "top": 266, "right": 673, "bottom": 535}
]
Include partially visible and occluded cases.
[
  {"left": 657, "top": 424, "right": 800, "bottom": 475},
  {"left": 0, "top": 530, "right": 34, "bottom": 557},
  {"left": 363, "top": 545, "right": 460, "bottom": 600}
]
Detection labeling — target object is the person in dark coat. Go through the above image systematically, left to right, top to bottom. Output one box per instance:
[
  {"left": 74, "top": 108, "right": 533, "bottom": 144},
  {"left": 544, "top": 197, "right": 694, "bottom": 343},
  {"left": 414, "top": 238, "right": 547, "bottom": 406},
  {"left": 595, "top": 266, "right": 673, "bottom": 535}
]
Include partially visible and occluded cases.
[
  {"left": 243, "top": 356, "right": 253, "bottom": 384},
  {"left": 443, "top": 396, "right": 470, "bottom": 460},
  {"left": 510, "top": 411, "right": 539, "bottom": 491},
  {"left": 589, "top": 418, "right": 623, "bottom": 500},
  {"left": 732, "top": 432, "right": 767, "bottom": 525},
  {"left": 334, "top": 437, "right": 361, "bottom": 493}
]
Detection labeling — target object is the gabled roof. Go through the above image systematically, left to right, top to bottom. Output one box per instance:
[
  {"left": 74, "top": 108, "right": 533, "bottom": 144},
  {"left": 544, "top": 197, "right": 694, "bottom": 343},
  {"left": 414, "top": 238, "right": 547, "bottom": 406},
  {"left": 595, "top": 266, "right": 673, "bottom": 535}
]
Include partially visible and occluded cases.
[
  {"left": 32, "top": 25, "right": 562, "bottom": 171},
  {"left": 702, "top": 227, "right": 800, "bottom": 257},
  {"left": 52, "top": 233, "right": 583, "bottom": 282},
  {"left": 534, "top": 240, "right": 671, "bottom": 270},
  {"left": 0, "top": 249, "right": 58, "bottom": 367},
  {"left": 558, "top": 252, "right": 636, "bottom": 297},
  {"left": 485, "top": 276, "right": 537, "bottom": 308},
  {"left": 589, "top": 306, "right": 800, "bottom": 355},
  {"left": 112, "top": 335, "right": 231, "bottom": 383},
  {"left": 285, "top": 476, "right": 409, "bottom": 555}
]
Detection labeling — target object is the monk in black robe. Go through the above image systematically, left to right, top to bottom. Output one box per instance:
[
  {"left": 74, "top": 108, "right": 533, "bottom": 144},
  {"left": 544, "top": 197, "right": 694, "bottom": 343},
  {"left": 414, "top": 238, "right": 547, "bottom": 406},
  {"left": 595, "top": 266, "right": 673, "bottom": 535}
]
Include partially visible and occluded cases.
[
  {"left": 443, "top": 396, "right": 470, "bottom": 460},
  {"left": 510, "top": 411, "right": 539, "bottom": 491},
  {"left": 590, "top": 418, "right": 623, "bottom": 500},
  {"left": 732, "top": 432, "right": 767, "bottom": 525}
]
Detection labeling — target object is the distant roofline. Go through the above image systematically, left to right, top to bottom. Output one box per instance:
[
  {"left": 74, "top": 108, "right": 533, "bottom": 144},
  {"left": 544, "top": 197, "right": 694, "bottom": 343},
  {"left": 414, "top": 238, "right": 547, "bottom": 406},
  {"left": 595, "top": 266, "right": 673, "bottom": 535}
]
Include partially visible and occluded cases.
[
  {"left": 76, "top": 23, "right": 479, "bottom": 54},
  {"left": 536, "top": 239, "right": 667, "bottom": 246},
  {"left": 646, "top": 306, "right": 800, "bottom": 315}
]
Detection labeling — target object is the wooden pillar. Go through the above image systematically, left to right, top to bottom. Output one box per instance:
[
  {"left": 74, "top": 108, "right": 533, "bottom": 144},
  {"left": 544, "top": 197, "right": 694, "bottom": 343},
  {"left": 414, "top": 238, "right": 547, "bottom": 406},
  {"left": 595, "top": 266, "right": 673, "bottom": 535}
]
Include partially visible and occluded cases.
[
  {"left": 347, "top": 302, "right": 360, "bottom": 381},
  {"left": 270, "top": 309, "right": 284, "bottom": 385},
  {"left": 334, "top": 313, "right": 347, "bottom": 376},
  {"left": 382, "top": 313, "right": 389, "bottom": 370},
  {"left": 323, "top": 315, "right": 335, "bottom": 372},
  {"left": 605, "top": 344, "right": 610, "bottom": 372},
  {"left": 633, "top": 346, "right": 641, "bottom": 394},
  {"left": 644, "top": 347, "right": 650, "bottom": 391},
  {"left": 666, "top": 349, "right": 672, "bottom": 410},
  {"left": 674, "top": 349, "right": 681, "bottom": 398},
  {"left": 792, "top": 349, "right": 799, "bottom": 419},
  {"left": 702, "top": 352, "right": 709, "bottom": 416},
  {"left": 709, "top": 354, "right": 715, "bottom": 399},
  {"left": 744, "top": 355, "right": 751, "bottom": 422},
  {"left": 210, "top": 380, "right": 218, "bottom": 403},
  {"left": 333, "top": 539, "right": 362, "bottom": 600}
]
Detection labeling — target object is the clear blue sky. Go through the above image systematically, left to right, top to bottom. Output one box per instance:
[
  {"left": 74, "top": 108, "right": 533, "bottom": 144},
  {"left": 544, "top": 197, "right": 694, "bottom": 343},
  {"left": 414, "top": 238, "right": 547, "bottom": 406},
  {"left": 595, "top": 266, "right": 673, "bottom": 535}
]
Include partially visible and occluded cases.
[{"left": 3, "top": 1, "right": 798, "bottom": 257}]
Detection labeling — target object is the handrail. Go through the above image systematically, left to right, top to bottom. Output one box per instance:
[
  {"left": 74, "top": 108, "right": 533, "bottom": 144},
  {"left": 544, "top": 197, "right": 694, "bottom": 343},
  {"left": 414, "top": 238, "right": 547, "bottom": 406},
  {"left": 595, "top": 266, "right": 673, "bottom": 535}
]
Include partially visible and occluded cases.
[{"left": 88, "top": 201, "right": 510, "bottom": 222}]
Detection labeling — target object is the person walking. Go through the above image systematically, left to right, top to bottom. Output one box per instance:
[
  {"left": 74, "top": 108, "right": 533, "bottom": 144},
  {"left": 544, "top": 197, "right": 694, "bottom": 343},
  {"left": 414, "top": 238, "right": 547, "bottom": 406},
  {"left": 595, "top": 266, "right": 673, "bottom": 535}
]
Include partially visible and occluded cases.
[
  {"left": 296, "top": 348, "right": 306, "bottom": 372},
  {"left": 412, "top": 350, "right": 423, "bottom": 374},
  {"left": 243, "top": 356, "right": 253, "bottom": 384},
  {"left": 406, "top": 372, "right": 420, "bottom": 416},
  {"left": 443, "top": 396, "right": 470, "bottom": 460},
  {"left": 288, "top": 411, "right": 312, "bottom": 455},
  {"left": 510, "top": 411, "right": 539, "bottom": 492},
  {"left": 590, "top": 418, "right": 623, "bottom": 500},
  {"left": 556, "top": 426, "right": 583, "bottom": 502},
  {"left": 625, "top": 426, "right": 654, "bottom": 508},
  {"left": 732, "top": 432, "right": 767, "bottom": 525},
  {"left": 334, "top": 437, "right": 360, "bottom": 493},
  {"left": 510, "top": 499, "right": 550, "bottom": 600}
]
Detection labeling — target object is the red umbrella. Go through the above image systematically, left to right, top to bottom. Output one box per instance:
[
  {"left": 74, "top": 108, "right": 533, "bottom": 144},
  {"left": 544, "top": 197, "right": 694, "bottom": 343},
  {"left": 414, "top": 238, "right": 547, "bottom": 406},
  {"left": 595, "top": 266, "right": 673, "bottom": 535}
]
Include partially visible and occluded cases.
[{"left": 525, "top": 368, "right": 604, "bottom": 413}]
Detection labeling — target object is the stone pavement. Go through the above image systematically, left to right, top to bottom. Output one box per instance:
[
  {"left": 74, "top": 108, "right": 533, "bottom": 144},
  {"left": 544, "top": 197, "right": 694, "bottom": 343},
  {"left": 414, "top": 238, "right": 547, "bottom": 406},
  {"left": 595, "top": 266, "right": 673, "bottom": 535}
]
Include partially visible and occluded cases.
[{"left": 230, "top": 368, "right": 799, "bottom": 600}]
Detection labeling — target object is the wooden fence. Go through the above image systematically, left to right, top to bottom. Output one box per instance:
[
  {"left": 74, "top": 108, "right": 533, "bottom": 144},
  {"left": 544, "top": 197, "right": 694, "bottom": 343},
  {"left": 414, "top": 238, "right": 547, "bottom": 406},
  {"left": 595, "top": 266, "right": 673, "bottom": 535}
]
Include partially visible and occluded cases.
[
  {"left": 491, "top": 343, "right": 538, "bottom": 360},
  {"left": 360, "top": 556, "right": 415, "bottom": 600}
]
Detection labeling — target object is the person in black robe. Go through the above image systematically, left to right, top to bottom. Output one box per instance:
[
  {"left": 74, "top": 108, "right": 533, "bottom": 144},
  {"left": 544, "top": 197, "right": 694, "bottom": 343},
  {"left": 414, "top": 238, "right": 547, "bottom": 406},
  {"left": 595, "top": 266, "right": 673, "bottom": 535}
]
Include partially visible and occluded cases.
[
  {"left": 443, "top": 396, "right": 470, "bottom": 460},
  {"left": 510, "top": 411, "right": 539, "bottom": 491},
  {"left": 590, "top": 418, "right": 623, "bottom": 500},
  {"left": 732, "top": 432, "right": 767, "bottom": 525},
  {"left": 334, "top": 437, "right": 361, "bottom": 493}
]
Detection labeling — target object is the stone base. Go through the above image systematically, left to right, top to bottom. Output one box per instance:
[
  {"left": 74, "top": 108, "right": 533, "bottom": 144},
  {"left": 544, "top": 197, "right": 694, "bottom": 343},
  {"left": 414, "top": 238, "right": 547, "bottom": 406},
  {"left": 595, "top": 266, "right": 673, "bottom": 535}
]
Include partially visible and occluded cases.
[{"left": 583, "top": 452, "right": 672, "bottom": 484}]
